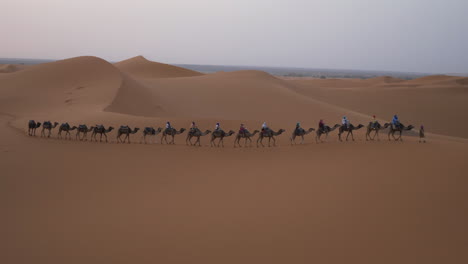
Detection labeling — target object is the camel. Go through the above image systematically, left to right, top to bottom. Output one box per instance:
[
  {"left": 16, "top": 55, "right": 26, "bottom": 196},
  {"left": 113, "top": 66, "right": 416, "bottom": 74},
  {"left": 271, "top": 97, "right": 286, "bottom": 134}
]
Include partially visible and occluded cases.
[
  {"left": 28, "top": 120, "right": 41, "bottom": 136},
  {"left": 41, "top": 121, "right": 59, "bottom": 138},
  {"left": 366, "top": 121, "right": 383, "bottom": 141},
  {"left": 58, "top": 123, "right": 77, "bottom": 140},
  {"left": 383, "top": 123, "right": 414, "bottom": 141},
  {"left": 315, "top": 124, "right": 340, "bottom": 143},
  {"left": 337, "top": 124, "right": 364, "bottom": 142},
  {"left": 75, "top": 125, "right": 95, "bottom": 141},
  {"left": 91, "top": 125, "right": 114, "bottom": 142},
  {"left": 117, "top": 126, "right": 140, "bottom": 144},
  {"left": 140, "top": 127, "right": 162, "bottom": 144},
  {"left": 161, "top": 127, "right": 186, "bottom": 145},
  {"left": 186, "top": 128, "right": 211, "bottom": 146},
  {"left": 257, "top": 128, "right": 286, "bottom": 147},
  {"left": 290, "top": 128, "right": 315, "bottom": 145},
  {"left": 210, "top": 129, "right": 235, "bottom": 147},
  {"left": 234, "top": 129, "right": 259, "bottom": 148}
]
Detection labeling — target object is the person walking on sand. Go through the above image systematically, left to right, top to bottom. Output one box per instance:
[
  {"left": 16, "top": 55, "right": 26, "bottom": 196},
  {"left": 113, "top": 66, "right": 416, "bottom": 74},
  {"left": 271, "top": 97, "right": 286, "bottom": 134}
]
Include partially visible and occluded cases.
[{"left": 419, "top": 125, "right": 426, "bottom": 143}]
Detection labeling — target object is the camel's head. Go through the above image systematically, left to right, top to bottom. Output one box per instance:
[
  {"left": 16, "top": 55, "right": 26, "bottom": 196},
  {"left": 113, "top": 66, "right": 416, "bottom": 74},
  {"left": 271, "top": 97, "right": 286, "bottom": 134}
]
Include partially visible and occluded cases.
[
  {"left": 36, "top": 122, "right": 41, "bottom": 128},
  {"left": 54, "top": 122, "right": 59, "bottom": 126},
  {"left": 333, "top": 124, "right": 341, "bottom": 128},
  {"left": 356, "top": 124, "right": 364, "bottom": 129},
  {"left": 406, "top": 125, "right": 414, "bottom": 130},
  {"left": 108, "top": 127, "right": 114, "bottom": 131},
  {"left": 134, "top": 127, "right": 140, "bottom": 132},
  {"left": 156, "top": 127, "right": 162, "bottom": 132},
  {"left": 180, "top": 128, "right": 186, "bottom": 133},
  {"left": 307, "top": 128, "right": 315, "bottom": 132},
  {"left": 278, "top": 129, "right": 286, "bottom": 134},
  {"left": 205, "top": 130, "right": 212, "bottom": 134},
  {"left": 227, "top": 130, "right": 235, "bottom": 136},
  {"left": 253, "top": 130, "right": 260, "bottom": 133}
]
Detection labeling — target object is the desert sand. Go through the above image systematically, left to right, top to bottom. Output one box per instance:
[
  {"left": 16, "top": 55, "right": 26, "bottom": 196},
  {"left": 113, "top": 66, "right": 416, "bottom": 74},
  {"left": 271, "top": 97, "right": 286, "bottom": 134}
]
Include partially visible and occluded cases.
[{"left": 1, "top": 56, "right": 468, "bottom": 264}]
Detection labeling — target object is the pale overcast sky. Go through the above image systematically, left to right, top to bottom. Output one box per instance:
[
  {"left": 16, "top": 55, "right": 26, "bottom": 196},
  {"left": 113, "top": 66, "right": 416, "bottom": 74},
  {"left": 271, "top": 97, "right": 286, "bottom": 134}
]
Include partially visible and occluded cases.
[{"left": 2, "top": 0, "right": 468, "bottom": 73}]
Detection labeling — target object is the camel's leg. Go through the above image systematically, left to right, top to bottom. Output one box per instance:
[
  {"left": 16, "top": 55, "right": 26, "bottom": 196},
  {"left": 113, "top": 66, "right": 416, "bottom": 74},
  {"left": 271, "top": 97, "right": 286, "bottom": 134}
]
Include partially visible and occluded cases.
[
  {"left": 388, "top": 130, "right": 392, "bottom": 141},
  {"left": 351, "top": 131, "right": 355, "bottom": 141},
  {"left": 104, "top": 133, "right": 108, "bottom": 143},
  {"left": 186, "top": 135, "right": 190, "bottom": 145},
  {"left": 301, "top": 135, "right": 304, "bottom": 144},
  {"left": 272, "top": 137, "right": 277, "bottom": 146}
]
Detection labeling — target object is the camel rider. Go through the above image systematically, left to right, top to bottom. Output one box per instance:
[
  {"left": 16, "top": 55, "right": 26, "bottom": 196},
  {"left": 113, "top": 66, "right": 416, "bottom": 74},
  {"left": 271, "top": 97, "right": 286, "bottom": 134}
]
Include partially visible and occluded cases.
[
  {"left": 371, "top": 115, "right": 377, "bottom": 128},
  {"left": 392, "top": 115, "right": 400, "bottom": 129},
  {"left": 342, "top": 116, "right": 349, "bottom": 129},
  {"left": 319, "top": 119, "right": 325, "bottom": 133},
  {"left": 166, "top": 121, "right": 172, "bottom": 129},
  {"left": 190, "top": 121, "right": 197, "bottom": 132},
  {"left": 215, "top": 122, "right": 220, "bottom": 131},
  {"left": 262, "top": 122, "right": 268, "bottom": 131},
  {"left": 295, "top": 122, "right": 301, "bottom": 134},
  {"left": 239, "top": 123, "right": 246, "bottom": 134}
]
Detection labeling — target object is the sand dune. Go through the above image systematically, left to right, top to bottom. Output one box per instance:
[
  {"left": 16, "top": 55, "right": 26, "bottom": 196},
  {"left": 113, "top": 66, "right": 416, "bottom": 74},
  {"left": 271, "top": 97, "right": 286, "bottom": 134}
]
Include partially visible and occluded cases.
[
  {"left": 115, "top": 55, "right": 203, "bottom": 79},
  {"left": 0, "top": 56, "right": 122, "bottom": 115},
  {"left": 1, "top": 56, "right": 468, "bottom": 264},
  {"left": 104, "top": 73, "right": 164, "bottom": 117}
]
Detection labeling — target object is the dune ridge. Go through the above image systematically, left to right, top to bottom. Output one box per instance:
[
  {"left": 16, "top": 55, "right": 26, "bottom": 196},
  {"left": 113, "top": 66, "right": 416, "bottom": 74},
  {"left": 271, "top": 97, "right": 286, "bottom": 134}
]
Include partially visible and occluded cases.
[{"left": 115, "top": 55, "right": 203, "bottom": 79}]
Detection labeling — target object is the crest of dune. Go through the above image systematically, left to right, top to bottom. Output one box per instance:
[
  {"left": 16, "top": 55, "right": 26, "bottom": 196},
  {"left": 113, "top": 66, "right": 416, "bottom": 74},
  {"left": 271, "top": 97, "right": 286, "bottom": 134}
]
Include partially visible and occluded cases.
[
  {"left": 114, "top": 55, "right": 203, "bottom": 79},
  {"left": 0, "top": 56, "right": 163, "bottom": 117}
]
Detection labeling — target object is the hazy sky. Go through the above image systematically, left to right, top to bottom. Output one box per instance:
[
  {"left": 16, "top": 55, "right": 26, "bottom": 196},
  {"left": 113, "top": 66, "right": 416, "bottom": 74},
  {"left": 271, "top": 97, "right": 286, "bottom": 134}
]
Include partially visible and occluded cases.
[{"left": 2, "top": 0, "right": 468, "bottom": 73}]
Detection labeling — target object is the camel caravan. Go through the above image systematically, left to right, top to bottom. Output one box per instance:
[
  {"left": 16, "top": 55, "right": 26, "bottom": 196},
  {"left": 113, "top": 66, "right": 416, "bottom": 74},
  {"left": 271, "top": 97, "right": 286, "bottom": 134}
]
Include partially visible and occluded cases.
[{"left": 26, "top": 115, "right": 425, "bottom": 147}]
